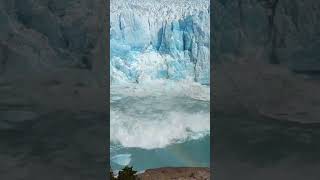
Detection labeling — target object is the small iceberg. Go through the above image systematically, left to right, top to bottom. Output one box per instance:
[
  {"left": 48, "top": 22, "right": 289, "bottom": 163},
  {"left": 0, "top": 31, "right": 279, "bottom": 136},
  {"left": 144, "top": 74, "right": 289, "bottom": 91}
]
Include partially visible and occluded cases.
[
  {"left": 111, "top": 96, "right": 123, "bottom": 102},
  {"left": 111, "top": 154, "right": 132, "bottom": 166}
]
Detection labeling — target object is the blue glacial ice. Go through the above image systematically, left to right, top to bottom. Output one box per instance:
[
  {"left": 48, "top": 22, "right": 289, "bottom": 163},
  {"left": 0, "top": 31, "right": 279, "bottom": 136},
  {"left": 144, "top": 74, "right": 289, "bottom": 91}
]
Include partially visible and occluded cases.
[
  {"left": 110, "top": 0, "right": 210, "bottom": 84},
  {"left": 110, "top": 1, "right": 211, "bottom": 170}
]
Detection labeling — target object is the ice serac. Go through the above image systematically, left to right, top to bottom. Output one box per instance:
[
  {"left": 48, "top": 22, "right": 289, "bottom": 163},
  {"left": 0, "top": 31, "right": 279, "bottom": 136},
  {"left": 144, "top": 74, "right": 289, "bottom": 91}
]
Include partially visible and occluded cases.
[{"left": 110, "top": 0, "right": 210, "bottom": 84}]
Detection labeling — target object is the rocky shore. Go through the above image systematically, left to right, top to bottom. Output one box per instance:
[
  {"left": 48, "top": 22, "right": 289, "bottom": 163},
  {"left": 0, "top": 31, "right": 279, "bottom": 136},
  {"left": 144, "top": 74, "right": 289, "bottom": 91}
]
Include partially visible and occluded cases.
[{"left": 136, "top": 167, "right": 210, "bottom": 180}]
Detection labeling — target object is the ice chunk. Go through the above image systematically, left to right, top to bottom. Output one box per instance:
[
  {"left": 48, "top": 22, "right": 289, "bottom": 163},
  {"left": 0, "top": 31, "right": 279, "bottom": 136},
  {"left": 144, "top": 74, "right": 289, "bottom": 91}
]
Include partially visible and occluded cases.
[{"left": 111, "top": 154, "right": 132, "bottom": 166}]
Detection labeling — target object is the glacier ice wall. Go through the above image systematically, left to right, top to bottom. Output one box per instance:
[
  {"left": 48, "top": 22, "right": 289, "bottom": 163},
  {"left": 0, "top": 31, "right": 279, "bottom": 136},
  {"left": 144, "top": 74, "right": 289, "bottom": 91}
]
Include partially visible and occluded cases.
[{"left": 110, "top": 0, "right": 210, "bottom": 84}]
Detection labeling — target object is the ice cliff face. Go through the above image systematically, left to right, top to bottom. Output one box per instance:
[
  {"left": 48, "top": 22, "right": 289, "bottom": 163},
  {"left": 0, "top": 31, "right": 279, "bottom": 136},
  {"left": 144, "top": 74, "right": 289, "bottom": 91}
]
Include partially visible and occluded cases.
[
  {"left": 0, "top": 0, "right": 106, "bottom": 85},
  {"left": 0, "top": 0, "right": 107, "bottom": 113},
  {"left": 110, "top": 0, "right": 210, "bottom": 84},
  {"left": 214, "top": 0, "right": 320, "bottom": 71}
]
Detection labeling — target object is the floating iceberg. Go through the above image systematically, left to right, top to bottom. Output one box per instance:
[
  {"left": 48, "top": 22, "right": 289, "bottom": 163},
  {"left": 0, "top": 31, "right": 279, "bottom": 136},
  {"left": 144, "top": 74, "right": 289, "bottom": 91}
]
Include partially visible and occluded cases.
[{"left": 111, "top": 154, "right": 132, "bottom": 166}]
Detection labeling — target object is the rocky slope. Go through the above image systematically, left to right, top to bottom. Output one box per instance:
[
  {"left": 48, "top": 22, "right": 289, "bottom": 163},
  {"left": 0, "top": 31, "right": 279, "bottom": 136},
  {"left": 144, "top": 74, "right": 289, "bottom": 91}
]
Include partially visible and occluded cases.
[{"left": 136, "top": 167, "right": 210, "bottom": 180}]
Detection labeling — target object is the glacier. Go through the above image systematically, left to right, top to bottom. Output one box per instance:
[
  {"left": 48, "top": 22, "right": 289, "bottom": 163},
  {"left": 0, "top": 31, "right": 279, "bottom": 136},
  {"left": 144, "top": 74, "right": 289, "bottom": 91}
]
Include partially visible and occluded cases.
[
  {"left": 110, "top": 0, "right": 210, "bottom": 84},
  {"left": 110, "top": 0, "right": 210, "bottom": 170}
]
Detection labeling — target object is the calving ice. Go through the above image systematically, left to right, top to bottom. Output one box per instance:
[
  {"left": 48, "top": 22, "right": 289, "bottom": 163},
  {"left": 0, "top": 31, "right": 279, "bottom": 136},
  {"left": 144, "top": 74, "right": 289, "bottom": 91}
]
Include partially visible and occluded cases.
[
  {"left": 110, "top": 0, "right": 210, "bottom": 172},
  {"left": 110, "top": 0, "right": 210, "bottom": 84}
]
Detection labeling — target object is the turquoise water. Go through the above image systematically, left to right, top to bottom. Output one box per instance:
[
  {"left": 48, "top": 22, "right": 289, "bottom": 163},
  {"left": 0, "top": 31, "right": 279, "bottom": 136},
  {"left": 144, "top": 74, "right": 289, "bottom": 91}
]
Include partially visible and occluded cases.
[
  {"left": 110, "top": 82, "right": 210, "bottom": 171},
  {"left": 111, "top": 136, "right": 210, "bottom": 171}
]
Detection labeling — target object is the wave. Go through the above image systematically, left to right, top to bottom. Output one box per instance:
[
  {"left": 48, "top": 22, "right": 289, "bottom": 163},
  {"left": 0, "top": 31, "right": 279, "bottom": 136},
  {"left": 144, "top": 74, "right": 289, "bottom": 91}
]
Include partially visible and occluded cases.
[
  {"left": 110, "top": 80, "right": 210, "bottom": 150},
  {"left": 111, "top": 110, "right": 210, "bottom": 149}
]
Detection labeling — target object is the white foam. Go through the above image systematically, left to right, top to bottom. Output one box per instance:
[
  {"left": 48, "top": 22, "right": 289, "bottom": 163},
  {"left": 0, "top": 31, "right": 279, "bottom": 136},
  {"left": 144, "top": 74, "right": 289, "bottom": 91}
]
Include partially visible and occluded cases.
[
  {"left": 110, "top": 80, "right": 210, "bottom": 149},
  {"left": 111, "top": 107, "right": 209, "bottom": 149}
]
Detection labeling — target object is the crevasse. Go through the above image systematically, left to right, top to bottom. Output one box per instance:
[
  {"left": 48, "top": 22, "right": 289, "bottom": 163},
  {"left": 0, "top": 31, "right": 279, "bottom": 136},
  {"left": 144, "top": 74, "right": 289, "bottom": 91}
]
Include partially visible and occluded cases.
[{"left": 110, "top": 0, "right": 210, "bottom": 84}]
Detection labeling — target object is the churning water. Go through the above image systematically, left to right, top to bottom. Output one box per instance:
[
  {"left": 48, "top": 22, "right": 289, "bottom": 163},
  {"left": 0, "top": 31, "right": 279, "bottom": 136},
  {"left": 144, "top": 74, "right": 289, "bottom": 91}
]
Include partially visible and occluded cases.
[{"left": 110, "top": 80, "right": 210, "bottom": 171}]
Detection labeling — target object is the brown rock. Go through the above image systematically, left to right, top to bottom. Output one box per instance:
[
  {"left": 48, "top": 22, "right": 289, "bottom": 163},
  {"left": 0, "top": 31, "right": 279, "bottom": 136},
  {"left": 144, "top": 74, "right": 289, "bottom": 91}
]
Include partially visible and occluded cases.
[{"left": 136, "top": 167, "right": 210, "bottom": 180}]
